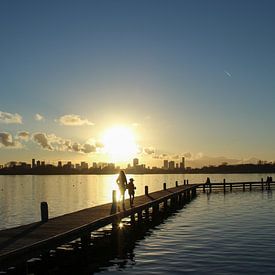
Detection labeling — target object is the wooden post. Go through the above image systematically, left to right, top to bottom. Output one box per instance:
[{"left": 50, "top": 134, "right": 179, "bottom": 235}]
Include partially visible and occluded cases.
[
  {"left": 261, "top": 178, "right": 264, "bottom": 191},
  {"left": 187, "top": 179, "right": 189, "bottom": 185},
  {"left": 223, "top": 179, "right": 226, "bottom": 193},
  {"left": 184, "top": 180, "right": 186, "bottom": 185},
  {"left": 175, "top": 181, "right": 178, "bottom": 187},
  {"left": 163, "top": 182, "right": 166, "bottom": 190},
  {"left": 209, "top": 182, "right": 212, "bottom": 192},
  {"left": 230, "top": 183, "right": 232, "bottom": 192},
  {"left": 243, "top": 183, "right": 245, "bottom": 191},
  {"left": 249, "top": 183, "right": 252, "bottom": 191},
  {"left": 203, "top": 184, "right": 206, "bottom": 193},
  {"left": 145, "top": 186, "right": 149, "bottom": 195},
  {"left": 110, "top": 190, "right": 117, "bottom": 214},
  {"left": 186, "top": 190, "right": 191, "bottom": 201},
  {"left": 164, "top": 199, "right": 168, "bottom": 210},
  {"left": 40, "top": 202, "right": 48, "bottom": 222},
  {"left": 153, "top": 203, "right": 159, "bottom": 218},
  {"left": 145, "top": 208, "right": 149, "bottom": 219},
  {"left": 138, "top": 211, "right": 142, "bottom": 222},
  {"left": 131, "top": 214, "right": 135, "bottom": 224},
  {"left": 81, "top": 233, "right": 91, "bottom": 247}
]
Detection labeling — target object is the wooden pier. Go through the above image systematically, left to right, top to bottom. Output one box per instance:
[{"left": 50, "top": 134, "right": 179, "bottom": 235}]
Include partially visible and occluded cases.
[{"left": 0, "top": 182, "right": 199, "bottom": 269}]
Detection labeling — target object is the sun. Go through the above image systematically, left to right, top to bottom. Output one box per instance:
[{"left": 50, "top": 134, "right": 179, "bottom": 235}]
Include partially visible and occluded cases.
[{"left": 102, "top": 126, "right": 138, "bottom": 163}]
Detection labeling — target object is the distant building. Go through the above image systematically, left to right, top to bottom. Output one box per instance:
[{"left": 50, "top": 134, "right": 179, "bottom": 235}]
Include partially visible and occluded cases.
[
  {"left": 180, "top": 157, "right": 185, "bottom": 170},
  {"left": 32, "top": 158, "right": 36, "bottom": 168},
  {"left": 133, "top": 158, "right": 139, "bottom": 167},
  {"left": 37, "top": 160, "right": 41, "bottom": 167},
  {"left": 163, "top": 160, "right": 169, "bottom": 169},
  {"left": 41, "top": 161, "right": 45, "bottom": 167},
  {"left": 58, "top": 161, "right": 62, "bottom": 168},
  {"left": 168, "top": 161, "right": 175, "bottom": 170},
  {"left": 81, "top": 162, "right": 88, "bottom": 169},
  {"left": 92, "top": 162, "right": 97, "bottom": 169},
  {"left": 176, "top": 163, "right": 179, "bottom": 169}
]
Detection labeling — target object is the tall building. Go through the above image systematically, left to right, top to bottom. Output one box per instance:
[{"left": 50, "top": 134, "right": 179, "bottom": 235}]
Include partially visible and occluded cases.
[
  {"left": 180, "top": 157, "right": 185, "bottom": 170},
  {"left": 32, "top": 158, "right": 36, "bottom": 168},
  {"left": 133, "top": 158, "right": 139, "bottom": 167},
  {"left": 163, "top": 160, "right": 169, "bottom": 169},
  {"left": 58, "top": 161, "right": 62, "bottom": 168},
  {"left": 168, "top": 161, "right": 175, "bottom": 170},
  {"left": 81, "top": 162, "right": 88, "bottom": 169}
]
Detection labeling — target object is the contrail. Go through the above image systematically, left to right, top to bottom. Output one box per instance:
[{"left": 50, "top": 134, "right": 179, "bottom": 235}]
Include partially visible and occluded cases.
[{"left": 224, "top": 70, "right": 232, "bottom": 77}]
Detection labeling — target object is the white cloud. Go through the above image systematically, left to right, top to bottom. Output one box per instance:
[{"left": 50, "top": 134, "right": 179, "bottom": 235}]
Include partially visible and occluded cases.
[
  {"left": 0, "top": 111, "right": 22, "bottom": 124},
  {"left": 35, "top": 113, "right": 44, "bottom": 121},
  {"left": 56, "top": 114, "right": 94, "bottom": 126},
  {"left": 17, "top": 131, "right": 30, "bottom": 141},
  {"left": 0, "top": 132, "right": 22, "bottom": 148},
  {"left": 32, "top": 132, "right": 101, "bottom": 154},
  {"left": 32, "top": 133, "right": 54, "bottom": 150},
  {"left": 81, "top": 143, "right": 97, "bottom": 153},
  {"left": 143, "top": 147, "right": 155, "bottom": 155}
]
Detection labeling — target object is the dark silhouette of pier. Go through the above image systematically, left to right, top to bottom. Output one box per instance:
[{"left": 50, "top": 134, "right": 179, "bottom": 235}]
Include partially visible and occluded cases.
[{"left": 0, "top": 182, "right": 199, "bottom": 271}]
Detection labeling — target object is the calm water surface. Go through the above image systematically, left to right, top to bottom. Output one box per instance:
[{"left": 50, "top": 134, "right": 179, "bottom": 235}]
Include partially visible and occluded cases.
[
  {"left": 0, "top": 173, "right": 271, "bottom": 230},
  {"left": 1, "top": 174, "right": 275, "bottom": 274},
  {"left": 99, "top": 190, "right": 275, "bottom": 274}
]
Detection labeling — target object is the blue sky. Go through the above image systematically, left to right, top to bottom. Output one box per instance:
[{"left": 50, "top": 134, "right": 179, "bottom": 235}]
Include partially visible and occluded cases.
[{"left": 0, "top": 0, "right": 275, "bottom": 167}]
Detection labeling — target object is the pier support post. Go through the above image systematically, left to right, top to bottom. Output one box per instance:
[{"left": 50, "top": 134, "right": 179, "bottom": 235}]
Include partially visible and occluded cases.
[
  {"left": 261, "top": 178, "right": 264, "bottom": 191},
  {"left": 187, "top": 179, "right": 189, "bottom": 185},
  {"left": 223, "top": 179, "right": 226, "bottom": 193},
  {"left": 184, "top": 180, "right": 186, "bottom": 185},
  {"left": 175, "top": 181, "right": 178, "bottom": 187},
  {"left": 163, "top": 183, "right": 166, "bottom": 190},
  {"left": 230, "top": 183, "right": 232, "bottom": 192},
  {"left": 243, "top": 183, "right": 245, "bottom": 192},
  {"left": 249, "top": 183, "right": 252, "bottom": 191},
  {"left": 203, "top": 184, "right": 206, "bottom": 193},
  {"left": 145, "top": 186, "right": 149, "bottom": 195},
  {"left": 191, "top": 188, "right": 196, "bottom": 197},
  {"left": 111, "top": 190, "right": 117, "bottom": 214},
  {"left": 186, "top": 190, "right": 191, "bottom": 201},
  {"left": 164, "top": 199, "right": 168, "bottom": 210},
  {"left": 40, "top": 202, "right": 48, "bottom": 222},
  {"left": 153, "top": 203, "right": 159, "bottom": 218},
  {"left": 145, "top": 208, "right": 150, "bottom": 220},
  {"left": 138, "top": 211, "right": 143, "bottom": 222},
  {"left": 131, "top": 214, "right": 135, "bottom": 224},
  {"left": 81, "top": 233, "right": 91, "bottom": 247}
]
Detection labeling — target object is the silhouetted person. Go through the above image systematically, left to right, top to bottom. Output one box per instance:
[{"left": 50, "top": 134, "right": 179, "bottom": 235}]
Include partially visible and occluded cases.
[
  {"left": 116, "top": 170, "right": 127, "bottom": 209},
  {"left": 266, "top": 176, "right": 271, "bottom": 190},
  {"left": 206, "top": 177, "right": 211, "bottom": 186},
  {"left": 127, "top": 178, "right": 136, "bottom": 207}
]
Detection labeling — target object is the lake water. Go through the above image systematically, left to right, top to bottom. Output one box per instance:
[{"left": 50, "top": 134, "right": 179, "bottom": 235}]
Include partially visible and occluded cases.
[{"left": 1, "top": 174, "right": 275, "bottom": 274}]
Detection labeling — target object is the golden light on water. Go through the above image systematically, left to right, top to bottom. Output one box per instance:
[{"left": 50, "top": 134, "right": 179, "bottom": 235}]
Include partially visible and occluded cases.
[
  {"left": 102, "top": 125, "right": 138, "bottom": 163},
  {"left": 118, "top": 222, "right": 124, "bottom": 229}
]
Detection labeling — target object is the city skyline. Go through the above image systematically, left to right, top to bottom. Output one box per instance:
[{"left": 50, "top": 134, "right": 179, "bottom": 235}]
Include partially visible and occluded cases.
[{"left": 1, "top": 1, "right": 275, "bottom": 167}]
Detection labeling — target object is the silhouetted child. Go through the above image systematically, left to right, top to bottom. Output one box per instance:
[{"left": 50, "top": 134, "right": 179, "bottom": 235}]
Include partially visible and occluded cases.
[{"left": 128, "top": 178, "right": 136, "bottom": 207}]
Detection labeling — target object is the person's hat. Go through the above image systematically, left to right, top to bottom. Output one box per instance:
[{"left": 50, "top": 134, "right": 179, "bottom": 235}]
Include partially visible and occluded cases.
[{"left": 130, "top": 178, "right": 134, "bottom": 181}]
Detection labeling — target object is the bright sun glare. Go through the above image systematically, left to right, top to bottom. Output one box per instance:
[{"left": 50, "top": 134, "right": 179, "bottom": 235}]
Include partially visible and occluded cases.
[{"left": 102, "top": 126, "right": 138, "bottom": 163}]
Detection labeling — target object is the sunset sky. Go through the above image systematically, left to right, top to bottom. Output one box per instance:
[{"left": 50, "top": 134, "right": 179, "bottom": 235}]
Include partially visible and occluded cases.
[{"left": 1, "top": 0, "right": 275, "bottom": 167}]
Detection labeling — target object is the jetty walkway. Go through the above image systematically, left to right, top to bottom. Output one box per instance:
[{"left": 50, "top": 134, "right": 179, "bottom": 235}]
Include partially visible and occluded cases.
[{"left": 0, "top": 182, "right": 199, "bottom": 268}]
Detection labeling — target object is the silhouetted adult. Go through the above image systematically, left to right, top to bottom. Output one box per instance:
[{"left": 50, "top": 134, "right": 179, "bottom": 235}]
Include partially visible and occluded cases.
[{"left": 116, "top": 170, "right": 127, "bottom": 209}]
